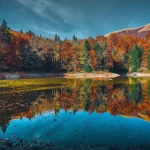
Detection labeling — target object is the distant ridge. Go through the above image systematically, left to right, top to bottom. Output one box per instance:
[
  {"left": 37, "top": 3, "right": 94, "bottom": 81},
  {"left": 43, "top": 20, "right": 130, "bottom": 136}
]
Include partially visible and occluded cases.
[{"left": 105, "top": 24, "right": 150, "bottom": 38}]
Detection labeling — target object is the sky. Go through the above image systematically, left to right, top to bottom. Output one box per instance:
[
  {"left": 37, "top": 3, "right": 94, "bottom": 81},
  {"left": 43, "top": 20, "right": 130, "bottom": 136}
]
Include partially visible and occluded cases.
[{"left": 0, "top": 0, "right": 150, "bottom": 39}]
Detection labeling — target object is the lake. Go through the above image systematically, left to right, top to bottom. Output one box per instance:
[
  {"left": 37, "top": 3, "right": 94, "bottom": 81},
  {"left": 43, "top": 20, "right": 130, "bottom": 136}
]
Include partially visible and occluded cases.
[{"left": 0, "top": 77, "right": 150, "bottom": 150}]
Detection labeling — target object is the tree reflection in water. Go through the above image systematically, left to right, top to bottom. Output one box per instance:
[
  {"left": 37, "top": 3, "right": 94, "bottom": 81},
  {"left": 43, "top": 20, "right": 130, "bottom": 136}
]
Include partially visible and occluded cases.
[{"left": 0, "top": 77, "right": 150, "bottom": 149}]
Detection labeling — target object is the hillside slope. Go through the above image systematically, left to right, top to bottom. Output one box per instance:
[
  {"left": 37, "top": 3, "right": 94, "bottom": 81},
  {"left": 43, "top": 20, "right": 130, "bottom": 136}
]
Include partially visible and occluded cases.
[{"left": 105, "top": 24, "right": 150, "bottom": 38}]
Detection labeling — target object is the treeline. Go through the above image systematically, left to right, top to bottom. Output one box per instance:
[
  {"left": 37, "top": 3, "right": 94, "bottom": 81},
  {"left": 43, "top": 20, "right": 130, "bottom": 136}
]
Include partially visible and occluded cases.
[{"left": 1, "top": 20, "right": 150, "bottom": 73}]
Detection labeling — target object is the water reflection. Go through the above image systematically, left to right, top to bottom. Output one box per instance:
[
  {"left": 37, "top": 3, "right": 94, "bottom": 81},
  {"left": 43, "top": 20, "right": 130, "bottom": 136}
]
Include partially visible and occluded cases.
[{"left": 0, "top": 77, "right": 150, "bottom": 149}]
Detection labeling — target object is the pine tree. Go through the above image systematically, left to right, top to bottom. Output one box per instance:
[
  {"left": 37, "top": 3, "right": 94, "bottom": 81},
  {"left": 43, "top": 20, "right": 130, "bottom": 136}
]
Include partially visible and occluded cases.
[
  {"left": 1, "top": 20, "right": 11, "bottom": 41},
  {"left": 20, "top": 29, "right": 23, "bottom": 34},
  {"left": 26, "top": 30, "right": 35, "bottom": 36},
  {"left": 54, "top": 34, "right": 60, "bottom": 42},
  {"left": 72, "top": 35, "right": 78, "bottom": 41},
  {"left": 83, "top": 40, "right": 91, "bottom": 72},
  {"left": 84, "top": 40, "right": 90, "bottom": 51},
  {"left": 94, "top": 42, "right": 101, "bottom": 70},
  {"left": 94, "top": 42, "right": 99, "bottom": 53},
  {"left": 130, "top": 44, "right": 143, "bottom": 72}
]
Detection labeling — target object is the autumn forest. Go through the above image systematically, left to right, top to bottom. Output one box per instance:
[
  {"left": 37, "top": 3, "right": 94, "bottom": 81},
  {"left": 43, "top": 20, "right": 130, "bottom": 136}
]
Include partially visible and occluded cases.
[{"left": 1, "top": 20, "right": 150, "bottom": 73}]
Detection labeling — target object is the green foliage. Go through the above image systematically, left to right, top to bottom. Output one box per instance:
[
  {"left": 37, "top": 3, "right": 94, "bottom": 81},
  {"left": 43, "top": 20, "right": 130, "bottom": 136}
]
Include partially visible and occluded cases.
[
  {"left": 1, "top": 20, "right": 11, "bottom": 41},
  {"left": 0, "top": 21, "right": 12, "bottom": 71},
  {"left": 26, "top": 30, "right": 35, "bottom": 37},
  {"left": 54, "top": 34, "right": 61, "bottom": 42},
  {"left": 72, "top": 35, "right": 78, "bottom": 41},
  {"left": 83, "top": 40, "right": 91, "bottom": 72},
  {"left": 84, "top": 40, "right": 90, "bottom": 51},
  {"left": 94, "top": 42, "right": 100, "bottom": 53},
  {"left": 94, "top": 42, "right": 102, "bottom": 70},
  {"left": 129, "top": 44, "right": 143, "bottom": 72},
  {"left": 21, "top": 48, "right": 43, "bottom": 72},
  {"left": 0, "top": 50, "right": 8, "bottom": 71},
  {"left": 124, "top": 54, "right": 129, "bottom": 72},
  {"left": 83, "top": 56, "right": 91, "bottom": 72},
  {"left": 84, "top": 79, "right": 91, "bottom": 111},
  {"left": 130, "top": 79, "right": 143, "bottom": 105}
]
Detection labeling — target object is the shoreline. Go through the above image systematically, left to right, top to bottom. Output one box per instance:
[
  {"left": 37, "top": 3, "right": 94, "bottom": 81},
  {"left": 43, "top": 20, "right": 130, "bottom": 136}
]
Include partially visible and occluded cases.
[
  {"left": 0, "top": 72, "right": 120, "bottom": 80},
  {"left": 1, "top": 72, "right": 150, "bottom": 80},
  {"left": 122, "top": 72, "right": 150, "bottom": 77}
]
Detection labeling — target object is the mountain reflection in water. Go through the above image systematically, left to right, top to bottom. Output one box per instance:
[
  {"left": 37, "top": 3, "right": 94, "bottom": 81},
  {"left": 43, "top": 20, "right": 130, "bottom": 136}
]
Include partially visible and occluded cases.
[{"left": 0, "top": 77, "right": 150, "bottom": 149}]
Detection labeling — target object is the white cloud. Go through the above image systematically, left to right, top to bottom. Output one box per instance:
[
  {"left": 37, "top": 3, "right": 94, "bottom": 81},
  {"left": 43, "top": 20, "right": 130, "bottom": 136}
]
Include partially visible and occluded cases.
[
  {"left": 15, "top": 0, "right": 92, "bottom": 39},
  {"left": 17, "top": 0, "right": 83, "bottom": 25}
]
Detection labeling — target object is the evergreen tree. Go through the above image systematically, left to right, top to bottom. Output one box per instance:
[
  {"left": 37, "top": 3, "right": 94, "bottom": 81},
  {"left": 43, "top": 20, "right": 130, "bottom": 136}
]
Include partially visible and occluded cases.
[
  {"left": 1, "top": 20, "right": 11, "bottom": 41},
  {"left": 20, "top": 29, "right": 23, "bottom": 34},
  {"left": 26, "top": 30, "right": 35, "bottom": 36},
  {"left": 54, "top": 34, "right": 61, "bottom": 42},
  {"left": 72, "top": 35, "right": 78, "bottom": 41},
  {"left": 83, "top": 40, "right": 91, "bottom": 72},
  {"left": 84, "top": 40, "right": 90, "bottom": 51},
  {"left": 94, "top": 42, "right": 100, "bottom": 53},
  {"left": 94, "top": 42, "right": 101, "bottom": 70},
  {"left": 130, "top": 44, "right": 143, "bottom": 72}
]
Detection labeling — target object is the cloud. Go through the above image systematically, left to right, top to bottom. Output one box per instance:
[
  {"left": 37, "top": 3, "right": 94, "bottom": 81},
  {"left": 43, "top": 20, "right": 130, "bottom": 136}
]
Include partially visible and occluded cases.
[
  {"left": 1, "top": 0, "right": 150, "bottom": 39},
  {"left": 16, "top": 0, "right": 89, "bottom": 38},
  {"left": 17, "top": 0, "right": 83, "bottom": 25}
]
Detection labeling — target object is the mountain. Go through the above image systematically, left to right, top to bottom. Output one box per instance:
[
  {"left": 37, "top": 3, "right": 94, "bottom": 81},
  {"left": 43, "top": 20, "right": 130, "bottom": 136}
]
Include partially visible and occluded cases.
[{"left": 105, "top": 24, "right": 150, "bottom": 38}]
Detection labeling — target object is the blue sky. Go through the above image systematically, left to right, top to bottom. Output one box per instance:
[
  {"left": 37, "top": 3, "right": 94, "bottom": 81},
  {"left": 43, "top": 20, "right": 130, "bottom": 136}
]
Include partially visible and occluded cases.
[{"left": 0, "top": 0, "right": 150, "bottom": 39}]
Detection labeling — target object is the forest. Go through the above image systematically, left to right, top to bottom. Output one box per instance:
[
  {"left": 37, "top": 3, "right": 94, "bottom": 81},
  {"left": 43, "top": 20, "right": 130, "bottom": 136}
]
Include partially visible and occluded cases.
[{"left": 1, "top": 20, "right": 150, "bottom": 73}]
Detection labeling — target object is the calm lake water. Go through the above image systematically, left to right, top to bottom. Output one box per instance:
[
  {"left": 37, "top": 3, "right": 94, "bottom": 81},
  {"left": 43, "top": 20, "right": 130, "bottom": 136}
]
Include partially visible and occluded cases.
[{"left": 0, "top": 77, "right": 150, "bottom": 149}]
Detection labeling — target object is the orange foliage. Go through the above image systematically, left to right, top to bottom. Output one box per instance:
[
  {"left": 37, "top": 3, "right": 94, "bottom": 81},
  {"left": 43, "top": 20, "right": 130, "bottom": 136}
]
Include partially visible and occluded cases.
[{"left": 89, "top": 50, "right": 98, "bottom": 71}]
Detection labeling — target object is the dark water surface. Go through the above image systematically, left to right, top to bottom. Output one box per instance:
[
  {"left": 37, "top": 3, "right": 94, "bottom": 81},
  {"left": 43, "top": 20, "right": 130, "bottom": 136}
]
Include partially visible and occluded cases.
[{"left": 0, "top": 77, "right": 150, "bottom": 150}]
